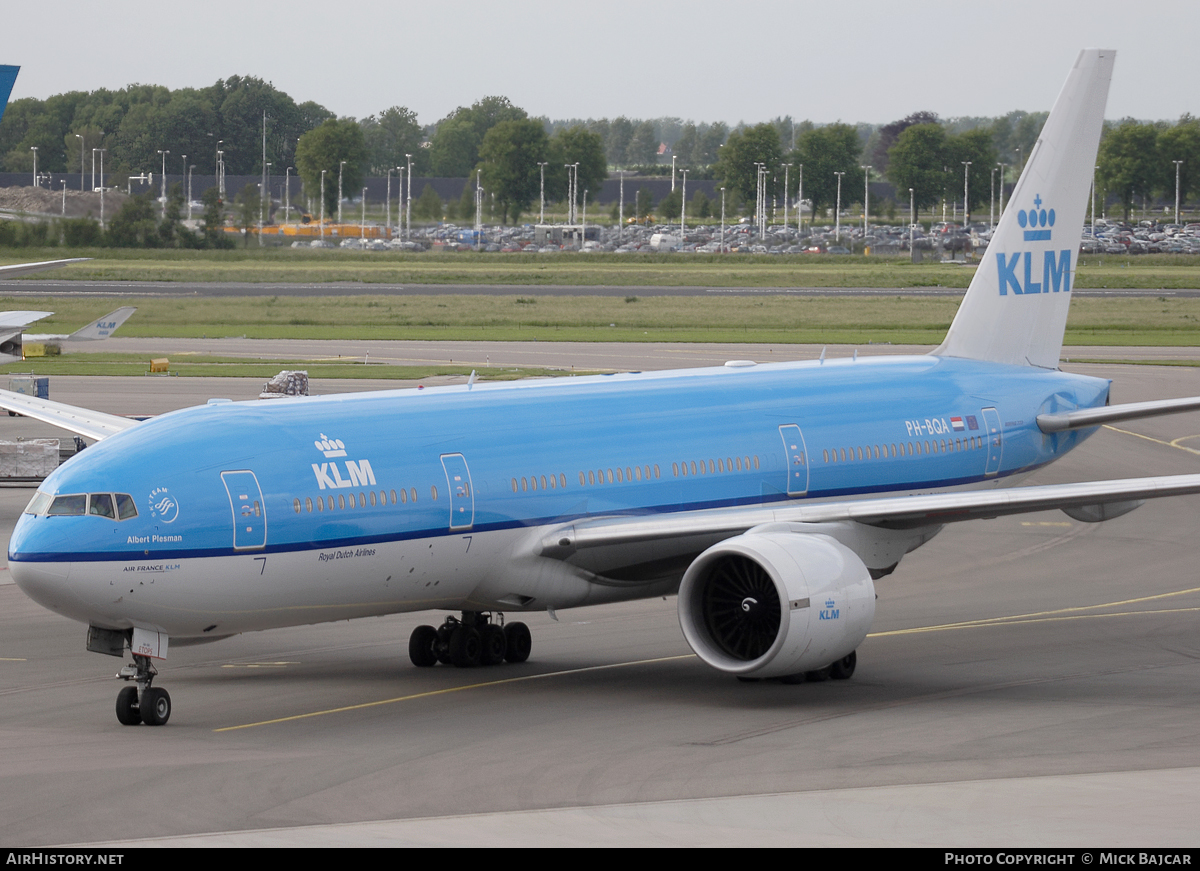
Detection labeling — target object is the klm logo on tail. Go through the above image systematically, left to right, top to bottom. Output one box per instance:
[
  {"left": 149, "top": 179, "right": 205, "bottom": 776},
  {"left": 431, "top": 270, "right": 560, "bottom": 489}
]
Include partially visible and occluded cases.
[{"left": 997, "top": 194, "right": 1073, "bottom": 297}]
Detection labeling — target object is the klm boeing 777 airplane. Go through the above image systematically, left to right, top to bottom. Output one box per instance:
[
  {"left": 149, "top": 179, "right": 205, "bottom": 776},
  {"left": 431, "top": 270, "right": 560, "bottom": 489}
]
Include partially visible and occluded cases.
[{"left": 6, "top": 49, "right": 1200, "bottom": 728}]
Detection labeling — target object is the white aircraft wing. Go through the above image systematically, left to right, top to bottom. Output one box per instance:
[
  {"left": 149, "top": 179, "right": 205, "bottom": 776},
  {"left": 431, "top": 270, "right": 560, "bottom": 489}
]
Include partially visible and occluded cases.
[
  {"left": 0, "top": 258, "right": 90, "bottom": 279},
  {"left": 0, "top": 311, "right": 53, "bottom": 329},
  {"left": 0, "top": 388, "right": 137, "bottom": 440},
  {"left": 1038, "top": 397, "right": 1200, "bottom": 432},
  {"left": 536, "top": 474, "right": 1200, "bottom": 560}
]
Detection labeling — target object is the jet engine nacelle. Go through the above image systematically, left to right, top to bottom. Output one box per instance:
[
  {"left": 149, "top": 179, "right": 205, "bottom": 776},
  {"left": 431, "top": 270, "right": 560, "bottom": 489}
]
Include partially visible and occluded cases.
[{"left": 678, "top": 533, "right": 876, "bottom": 679}]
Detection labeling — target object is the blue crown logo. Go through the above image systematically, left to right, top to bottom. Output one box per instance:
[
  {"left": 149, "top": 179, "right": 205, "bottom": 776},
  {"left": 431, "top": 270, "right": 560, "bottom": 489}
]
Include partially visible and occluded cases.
[{"left": 1017, "top": 194, "right": 1055, "bottom": 241}]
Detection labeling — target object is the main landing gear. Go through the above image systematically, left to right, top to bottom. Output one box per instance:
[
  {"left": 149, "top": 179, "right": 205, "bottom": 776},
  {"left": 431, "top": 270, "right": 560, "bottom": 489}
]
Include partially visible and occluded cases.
[
  {"left": 409, "top": 612, "right": 531, "bottom": 669},
  {"left": 115, "top": 654, "right": 171, "bottom": 726}
]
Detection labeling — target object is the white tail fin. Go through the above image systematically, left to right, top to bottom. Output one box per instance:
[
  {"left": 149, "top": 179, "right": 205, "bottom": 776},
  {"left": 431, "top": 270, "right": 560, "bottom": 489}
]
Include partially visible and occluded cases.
[
  {"left": 934, "top": 49, "right": 1115, "bottom": 369},
  {"left": 69, "top": 307, "right": 137, "bottom": 341}
]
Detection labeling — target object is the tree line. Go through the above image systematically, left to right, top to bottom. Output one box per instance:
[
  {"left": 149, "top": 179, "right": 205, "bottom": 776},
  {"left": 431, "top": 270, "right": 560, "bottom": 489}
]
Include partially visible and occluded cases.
[{"left": 2, "top": 75, "right": 1198, "bottom": 228}]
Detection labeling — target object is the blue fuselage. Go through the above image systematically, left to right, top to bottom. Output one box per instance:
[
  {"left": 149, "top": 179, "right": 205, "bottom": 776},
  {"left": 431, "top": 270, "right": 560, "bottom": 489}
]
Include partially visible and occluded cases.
[{"left": 9, "top": 355, "right": 1108, "bottom": 573}]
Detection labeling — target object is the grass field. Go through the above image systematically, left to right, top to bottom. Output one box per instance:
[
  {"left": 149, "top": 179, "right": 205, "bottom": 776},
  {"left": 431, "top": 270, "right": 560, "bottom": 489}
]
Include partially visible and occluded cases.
[
  {"left": 4, "top": 249, "right": 1200, "bottom": 289},
  {"left": 3, "top": 292, "right": 1200, "bottom": 347}
]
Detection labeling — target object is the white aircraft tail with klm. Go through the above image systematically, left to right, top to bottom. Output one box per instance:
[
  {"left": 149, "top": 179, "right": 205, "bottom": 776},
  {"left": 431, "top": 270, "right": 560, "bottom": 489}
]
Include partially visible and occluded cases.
[{"left": 934, "top": 48, "right": 1115, "bottom": 369}]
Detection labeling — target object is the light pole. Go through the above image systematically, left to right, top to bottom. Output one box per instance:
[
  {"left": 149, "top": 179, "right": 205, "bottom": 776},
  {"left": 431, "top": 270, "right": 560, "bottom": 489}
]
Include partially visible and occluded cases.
[
  {"left": 75, "top": 134, "right": 84, "bottom": 190},
  {"left": 215, "top": 139, "right": 223, "bottom": 198},
  {"left": 30, "top": 147, "right": 36, "bottom": 188},
  {"left": 91, "top": 148, "right": 98, "bottom": 192},
  {"left": 97, "top": 149, "right": 106, "bottom": 228},
  {"left": 157, "top": 150, "right": 169, "bottom": 219},
  {"left": 405, "top": 154, "right": 413, "bottom": 242},
  {"left": 671, "top": 154, "right": 677, "bottom": 191},
  {"left": 1171, "top": 158, "right": 1180, "bottom": 225},
  {"left": 337, "top": 160, "right": 346, "bottom": 225},
  {"left": 538, "top": 161, "right": 547, "bottom": 224},
  {"left": 961, "top": 161, "right": 972, "bottom": 227},
  {"left": 260, "top": 162, "right": 271, "bottom": 246},
  {"left": 997, "top": 162, "right": 1007, "bottom": 220},
  {"left": 781, "top": 163, "right": 792, "bottom": 234},
  {"left": 564, "top": 164, "right": 573, "bottom": 224},
  {"left": 797, "top": 164, "right": 803, "bottom": 234},
  {"left": 861, "top": 164, "right": 872, "bottom": 243},
  {"left": 188, "top": 165, "right": 195, "bottom": 221},
  {"left": 284, "top": 166, "right": 292, "bottom": 225},
  {"left": 990, "top": 167, "right": 996, "bottom": 230},
  {"left": 386, "top": 168, "right": 392, "bottom": 237},
  {"left": 680, "top": 169, "right": 688, "bottom": 239},
  {"left": 319, "top": 170, "right": 326, "bottom": 241},
  {"left": 618, "top": 170, "right": 627, "bottom": 244},
  {"left": 834, "top": 171, "right": 845, "bottom": 242},
  {"left": 61, "top": 178, "right": 67, "bottom": 216},
  {"left": 361, "top": 186, "right": 368, "bottom": 244},
  {"left": 720, "top": 187, "right": 726, "bottom": 254},
  {"left": 909, "top": 188, "right": 915, "bottom": 260}
]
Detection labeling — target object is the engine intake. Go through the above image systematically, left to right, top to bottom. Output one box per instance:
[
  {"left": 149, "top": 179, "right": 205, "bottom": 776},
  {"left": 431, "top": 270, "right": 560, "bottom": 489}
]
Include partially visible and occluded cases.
[{"left": 678, "top": 533, "right": 875, "bottom": 679}]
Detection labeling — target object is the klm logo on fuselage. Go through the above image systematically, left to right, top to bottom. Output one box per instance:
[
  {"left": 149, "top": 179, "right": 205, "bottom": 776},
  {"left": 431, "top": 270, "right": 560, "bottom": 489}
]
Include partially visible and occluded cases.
[
  {"left": 997, "top": 194, "right": 1072, "bottom": 297},
  {"left": 311, "top": 432, "right": 376, "bottom": 490},
  {"left": 819, "top": 597, "right": 840, "bottom": 621}
]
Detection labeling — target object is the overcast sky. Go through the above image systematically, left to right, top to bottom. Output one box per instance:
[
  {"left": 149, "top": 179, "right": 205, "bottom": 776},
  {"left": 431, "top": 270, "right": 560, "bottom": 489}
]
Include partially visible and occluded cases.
[{"left": 7, "top": 1, "right": 1194, "bottom": 127}]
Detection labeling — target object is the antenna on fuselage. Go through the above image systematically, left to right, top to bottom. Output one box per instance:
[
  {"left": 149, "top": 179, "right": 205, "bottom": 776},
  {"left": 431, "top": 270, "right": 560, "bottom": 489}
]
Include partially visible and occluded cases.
[{"left": 467, "top": 370, "right": 477, "bottom": 390}]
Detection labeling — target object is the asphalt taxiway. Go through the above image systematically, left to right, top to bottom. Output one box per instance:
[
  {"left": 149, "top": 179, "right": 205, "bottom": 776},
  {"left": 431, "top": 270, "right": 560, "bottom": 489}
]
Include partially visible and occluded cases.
[{"left": 1, "top": 350, "right": 1199, "bottom": 846}]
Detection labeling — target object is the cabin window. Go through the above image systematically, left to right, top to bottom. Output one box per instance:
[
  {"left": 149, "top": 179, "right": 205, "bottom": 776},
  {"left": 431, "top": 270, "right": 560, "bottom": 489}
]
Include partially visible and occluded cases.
[
  {"left": 753, "top": 456, "right": 760, "bottom": 470},
  {"left": 690, "top": 461, "right": 697, "bottom": 476},
  {"left": 673, "top": 462, "right": 679, "bottom": 477},
  {"left": 654, "top": 465, "right": 660, "bottom": 479},
  {"left": 635, "top": 466, "right": 642, "bottom": 481},
  {"left": 615, "top": 468, "right": 623, "bottom": 483},
  {"left": 588, "top": 470, "right": 596, "bottom": 485},
  {"left": 579, "top": 472, "right": 586, "bottom": 486},
  {"left": 559, "top": 473, "right": 567, "bottom": 488},
  {"left": 431, "top": 486, "right": 438, "bottom": 501},
  {"left": 370, "top": 491, "right": 377, "bottom": 507},
  {"left": 338, "top": 494, "right": 346, "bottom": 510},
  {"left": 305, "top": 497, "right": 313, "bottom": 513},
  {"left": 315, "top": 497, "right": 323, "bottom": 512},
  {"left": 293, "top": 498, "right": 301, "bottom": 514}
]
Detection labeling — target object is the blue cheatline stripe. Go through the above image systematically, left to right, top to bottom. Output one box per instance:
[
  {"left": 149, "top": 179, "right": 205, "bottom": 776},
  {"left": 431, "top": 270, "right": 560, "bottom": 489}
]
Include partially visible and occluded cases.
[{"left": 7, "top": 465, "right": 1031, "bottom": 564}]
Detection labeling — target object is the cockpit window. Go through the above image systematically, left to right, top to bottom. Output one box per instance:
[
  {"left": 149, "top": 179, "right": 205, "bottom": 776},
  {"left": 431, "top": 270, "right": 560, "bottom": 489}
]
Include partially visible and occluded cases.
[
  {"left": 24, "top": 491, "right": 52, "bottom": 516},
  {"left": 30, "top": 492, "right": 138, "bottom": 520},
  {"left": 48, "top": 494, "right": 86, "bottom": 516},
  {"left": 115, "top": 494, "right": 137, "bottom": 520}
]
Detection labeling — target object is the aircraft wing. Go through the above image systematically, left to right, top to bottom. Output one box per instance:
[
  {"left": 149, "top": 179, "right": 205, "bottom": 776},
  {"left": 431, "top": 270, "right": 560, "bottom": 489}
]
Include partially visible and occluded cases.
[
  {"left": 0, "top": 258, "right": 90, "bottom": 279},
  {"left": 0, "top": 311, "right": 53, "bottom": 330},
  {"left": 0, "top": 388, "right": 138, "bottom": 440},
  {"left": 1038, "top": 397, "right": 1200, "bottom": 432},
  {"left": 537, "top": 474, "right": 1200, "bottom": 560}
]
